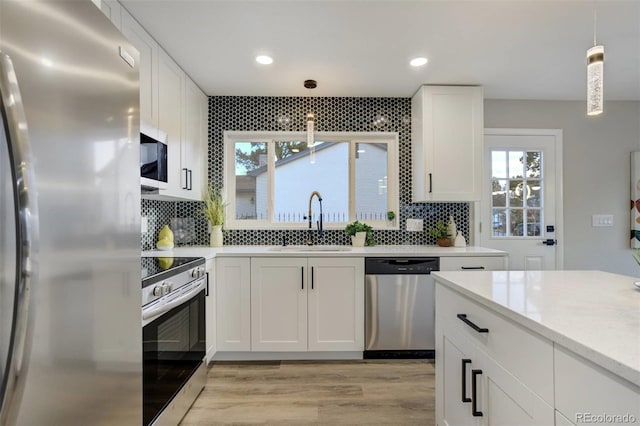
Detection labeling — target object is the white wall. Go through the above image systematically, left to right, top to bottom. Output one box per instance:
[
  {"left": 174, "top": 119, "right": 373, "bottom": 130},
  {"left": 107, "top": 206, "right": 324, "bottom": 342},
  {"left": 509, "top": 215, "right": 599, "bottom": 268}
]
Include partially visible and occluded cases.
[{"left": 484, "top": 100, "right": 640, "bottom": 275}]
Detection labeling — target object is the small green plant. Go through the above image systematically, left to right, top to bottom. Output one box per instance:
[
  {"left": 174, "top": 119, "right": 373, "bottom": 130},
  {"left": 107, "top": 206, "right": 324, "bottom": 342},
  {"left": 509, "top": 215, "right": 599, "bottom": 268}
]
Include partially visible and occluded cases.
[
  {"left": 202, "top": 185, "right": 226, "bottom": 226},
  {"left": 386, "top": 211, "right": 396, "bottom": 222},
  {"left": 344, "top": 220, "right": 375, "bottom": 246},
  {"left": 429, "top": 220, "right": 450, "bottom": 239}
]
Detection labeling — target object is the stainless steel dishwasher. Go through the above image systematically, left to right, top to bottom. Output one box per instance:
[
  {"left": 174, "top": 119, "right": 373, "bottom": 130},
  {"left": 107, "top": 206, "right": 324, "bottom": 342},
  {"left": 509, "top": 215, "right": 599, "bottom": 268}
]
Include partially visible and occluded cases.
[{"left": 364, "top": 257, "right": 439, "bottom": 358}]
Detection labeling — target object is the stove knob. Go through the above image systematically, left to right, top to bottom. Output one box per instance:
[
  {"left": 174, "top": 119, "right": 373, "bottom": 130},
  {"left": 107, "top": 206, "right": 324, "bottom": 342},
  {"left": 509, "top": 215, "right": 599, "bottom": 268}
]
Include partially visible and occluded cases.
[
  {"left": 191, "top": 268, "right": 199, "bottom": 278},
  {"left": 162, "top": 282, "right": 172, "bottom": 295},
  {"left": 152, "top": 285, "right": 164, "bottom": 297}
]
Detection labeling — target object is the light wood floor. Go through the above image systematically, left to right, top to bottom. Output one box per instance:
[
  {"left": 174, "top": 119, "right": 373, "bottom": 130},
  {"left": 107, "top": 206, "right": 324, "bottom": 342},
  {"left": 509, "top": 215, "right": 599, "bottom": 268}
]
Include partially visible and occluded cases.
[{"left": 180, "top": 360, "right": 435, "bottom": 425}]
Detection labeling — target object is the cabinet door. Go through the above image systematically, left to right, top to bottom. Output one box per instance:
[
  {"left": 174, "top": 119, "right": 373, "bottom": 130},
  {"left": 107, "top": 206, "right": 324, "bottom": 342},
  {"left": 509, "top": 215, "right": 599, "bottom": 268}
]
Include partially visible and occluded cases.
[
  {"left": 92, "top": 0, "right": 122, "bottom": 30},
  {"left": 120, "top": 9, "right": 159, "bottom": 128},
  {"left": 158, "top": 50, "right": 185, "bottom": 197},
  {"left": 182, "top": 79, "right": 207, "bottom": 201},
  {"left": 412, "top": 85, "right": 483, "bottom": 202},
  {"left": 216, "top": 257, "right": 251, "bottom": 351},
  {"left": 251, "top": 258, "right": 307, "bottom": 351},
  {"left": 307, "top": 258, "right": 364, "bottom": 351},
  {"left": 205, "top": 259, "right": 216, "bottom": 362},
  {"left": 437, "top": 334, "right": 481, "bottom": 426},
  {"left": 480, "top": 353, "right": 555, "bottom": 426}
]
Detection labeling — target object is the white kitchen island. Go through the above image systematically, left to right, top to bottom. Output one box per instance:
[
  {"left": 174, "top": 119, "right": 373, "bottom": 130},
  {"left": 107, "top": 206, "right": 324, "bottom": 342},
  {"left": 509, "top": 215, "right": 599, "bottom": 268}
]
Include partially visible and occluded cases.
[{"left": 432, "top": 270, "right": 640, "bottom": 426}]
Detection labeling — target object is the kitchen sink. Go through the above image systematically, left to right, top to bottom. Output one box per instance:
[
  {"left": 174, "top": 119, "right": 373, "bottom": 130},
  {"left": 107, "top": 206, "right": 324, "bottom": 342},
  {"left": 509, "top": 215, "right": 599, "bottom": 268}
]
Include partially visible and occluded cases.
[{"left": 268, "top": 245, "right": 352, "bottom": 252}]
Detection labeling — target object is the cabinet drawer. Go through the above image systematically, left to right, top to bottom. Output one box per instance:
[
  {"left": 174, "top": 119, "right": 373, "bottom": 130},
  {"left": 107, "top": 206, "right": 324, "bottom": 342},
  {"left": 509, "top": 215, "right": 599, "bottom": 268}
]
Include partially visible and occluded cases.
[
  {"left": 440, "top": 256, "right": 505, "bottom": 271},
  {"left": 436, "top": 284, "right": 553, "bottom": 404},
  {"left": 555, "top": 346, "right": 640, "bottom": 424}
]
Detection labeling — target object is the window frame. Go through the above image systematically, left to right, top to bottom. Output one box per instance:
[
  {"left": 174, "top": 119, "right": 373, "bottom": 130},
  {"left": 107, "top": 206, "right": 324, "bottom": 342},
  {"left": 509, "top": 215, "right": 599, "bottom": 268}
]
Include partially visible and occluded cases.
[{"left": 224, "top": 131, "right": 399, "bottom": 230}]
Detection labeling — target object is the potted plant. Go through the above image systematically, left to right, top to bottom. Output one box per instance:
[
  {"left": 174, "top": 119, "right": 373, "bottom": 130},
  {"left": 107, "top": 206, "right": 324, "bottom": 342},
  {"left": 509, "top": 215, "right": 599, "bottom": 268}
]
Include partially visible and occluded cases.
[
  {"left": 202, "top": 185, "right": 225, "bottom": 247},
  {"left": 386, "top": 210, "right": 396, "bottom": 226},
  {"left": 345, "top": 220, "right": 375, "bottom": 247},
  {"left": 429, "top": 220, "right": 451, "bottom": 247}
]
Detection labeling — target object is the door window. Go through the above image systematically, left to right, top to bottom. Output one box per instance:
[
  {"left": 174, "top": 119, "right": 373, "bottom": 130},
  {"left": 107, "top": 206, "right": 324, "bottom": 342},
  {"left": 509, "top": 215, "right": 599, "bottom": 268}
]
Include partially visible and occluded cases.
[{"left": 491, "top": 150, "right": 543, "bottom": 238}]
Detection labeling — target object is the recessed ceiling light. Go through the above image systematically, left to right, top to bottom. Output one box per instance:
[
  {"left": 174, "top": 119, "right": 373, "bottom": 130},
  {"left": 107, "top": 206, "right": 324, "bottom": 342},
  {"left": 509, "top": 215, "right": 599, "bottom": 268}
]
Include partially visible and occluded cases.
[
  {"left": 256, "top": 55, "right": 273, "bottom": 65},
  {"left": 410, "top": 57, "right": 428, "bottom": 67}
]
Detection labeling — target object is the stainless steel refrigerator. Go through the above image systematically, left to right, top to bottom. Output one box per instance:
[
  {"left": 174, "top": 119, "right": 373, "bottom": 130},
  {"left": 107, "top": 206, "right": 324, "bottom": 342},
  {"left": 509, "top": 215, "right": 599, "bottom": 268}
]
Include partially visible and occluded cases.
[{"left": 0, "top": 1, "right": 142, "bottom": 424}]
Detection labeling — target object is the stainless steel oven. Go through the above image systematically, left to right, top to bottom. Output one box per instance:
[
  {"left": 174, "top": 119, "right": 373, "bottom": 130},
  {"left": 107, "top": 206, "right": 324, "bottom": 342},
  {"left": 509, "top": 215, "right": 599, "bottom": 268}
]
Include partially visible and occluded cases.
[{"left": 141, "top": 257, "right": 207, "bottom": 426}]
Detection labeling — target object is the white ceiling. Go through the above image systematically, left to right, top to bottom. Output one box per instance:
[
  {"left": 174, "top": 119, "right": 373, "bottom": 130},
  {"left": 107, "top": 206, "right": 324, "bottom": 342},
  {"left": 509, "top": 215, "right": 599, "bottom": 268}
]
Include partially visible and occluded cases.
[{"left": 121, "top": 0, "right": 640, "bottom": 100}]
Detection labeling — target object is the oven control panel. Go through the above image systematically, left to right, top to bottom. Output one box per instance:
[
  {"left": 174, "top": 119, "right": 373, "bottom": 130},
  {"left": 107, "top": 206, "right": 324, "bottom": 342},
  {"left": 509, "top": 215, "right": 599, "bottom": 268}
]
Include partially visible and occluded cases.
[{"left": 142, "top": 259, "right": 205, "bottom": 307}]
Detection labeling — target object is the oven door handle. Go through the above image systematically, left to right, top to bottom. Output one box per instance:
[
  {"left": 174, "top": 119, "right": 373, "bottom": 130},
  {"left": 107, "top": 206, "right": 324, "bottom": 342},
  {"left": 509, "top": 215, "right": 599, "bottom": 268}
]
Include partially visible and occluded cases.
[{"left": 142, "top": 278, "right": 205, "bottom": 326}]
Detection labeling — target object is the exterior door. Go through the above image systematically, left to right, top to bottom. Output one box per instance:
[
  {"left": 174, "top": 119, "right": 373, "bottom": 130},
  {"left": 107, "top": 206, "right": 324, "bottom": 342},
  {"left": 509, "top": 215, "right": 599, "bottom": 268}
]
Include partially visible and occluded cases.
[{"left": 480, "top": 129, "right": 563, "bottom": 270}]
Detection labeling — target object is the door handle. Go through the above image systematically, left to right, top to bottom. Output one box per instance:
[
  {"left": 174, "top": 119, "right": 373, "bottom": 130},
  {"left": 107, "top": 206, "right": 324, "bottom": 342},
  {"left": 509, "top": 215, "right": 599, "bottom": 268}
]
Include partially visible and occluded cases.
[
  {"left": 0, "top": 52, "right": 39, "bottom": 426},
  {"left": 182, "top": 168, "right": 188, "bottom": 190},
  {"left": 187, "top": 169, "right": 193, "bottom": 190},
  {"left": 429, "top": 173, "right": 433, "bottom": 193},
  {"left": 542, "top": 239, "right": 557, "bottom": 246},
  {"left": 301, "top": 266, "right": 304, "bottom": 290},
  {"left": 311, "top": 266, "right": 314, "bottom": 290},
  {"left": 457, "top": 314, "right": 489, "bottom": 333},
  {"left": 461, "top": 359, "right": 472, "bottom": 403},
  {"left": 471, "top": 369, "right": 483, "bottom": 417}
]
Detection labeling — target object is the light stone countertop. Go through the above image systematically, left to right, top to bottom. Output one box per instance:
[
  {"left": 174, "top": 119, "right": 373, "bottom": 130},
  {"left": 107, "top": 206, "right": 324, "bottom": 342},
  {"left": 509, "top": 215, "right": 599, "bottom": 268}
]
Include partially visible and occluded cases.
[
  {"left": 142, "top": 245, "right": 507, "bottom": 260},
  {"left": 432, "top": 270, "right": 640, "bottom": 387}
]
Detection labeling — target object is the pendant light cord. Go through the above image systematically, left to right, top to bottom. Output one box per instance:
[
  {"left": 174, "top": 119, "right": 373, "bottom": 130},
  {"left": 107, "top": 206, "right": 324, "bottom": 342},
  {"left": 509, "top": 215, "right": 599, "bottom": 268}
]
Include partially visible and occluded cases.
[{"left": 593, "top": 3, "right": 597, "bottom": 46}]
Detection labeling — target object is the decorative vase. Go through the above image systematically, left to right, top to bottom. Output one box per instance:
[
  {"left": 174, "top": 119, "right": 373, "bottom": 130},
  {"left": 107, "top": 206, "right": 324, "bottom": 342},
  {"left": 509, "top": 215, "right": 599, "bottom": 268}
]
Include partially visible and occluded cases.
[
  {"left": 210, "top": 225, "right": 223, "bottom": 247},
  {"left": 351, "top": 231, "right": 367, "bottom": 247},
  {"left": 437, "top": 237, "right": 451, "bottom": 247}
]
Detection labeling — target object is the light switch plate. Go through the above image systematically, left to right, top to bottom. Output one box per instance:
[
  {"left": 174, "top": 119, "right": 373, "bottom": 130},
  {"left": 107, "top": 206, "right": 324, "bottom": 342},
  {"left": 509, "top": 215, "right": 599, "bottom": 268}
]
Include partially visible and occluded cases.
[
  {"left": 592, "top": 214, "right": 613, "bottom": 227},
  {"left": 141, "top": 216, "right": 149, "bottom": 233},
  {"left": 406, "top": 218, "right": 423, "bottom": 232}
]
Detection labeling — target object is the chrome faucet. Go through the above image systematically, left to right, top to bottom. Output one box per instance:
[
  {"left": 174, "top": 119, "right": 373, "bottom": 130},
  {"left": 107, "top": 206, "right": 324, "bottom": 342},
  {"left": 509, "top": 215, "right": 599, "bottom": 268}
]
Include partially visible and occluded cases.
[{"left": 306, "top": 191, "right": 323, "bottom": 245}]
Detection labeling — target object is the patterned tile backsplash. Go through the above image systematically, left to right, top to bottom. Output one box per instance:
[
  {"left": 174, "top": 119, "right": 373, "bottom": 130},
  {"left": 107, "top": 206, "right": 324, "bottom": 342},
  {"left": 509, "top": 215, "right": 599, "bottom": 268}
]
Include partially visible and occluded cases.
[{"left": 141, "top": 96, "right": 470, "bottom": 250}]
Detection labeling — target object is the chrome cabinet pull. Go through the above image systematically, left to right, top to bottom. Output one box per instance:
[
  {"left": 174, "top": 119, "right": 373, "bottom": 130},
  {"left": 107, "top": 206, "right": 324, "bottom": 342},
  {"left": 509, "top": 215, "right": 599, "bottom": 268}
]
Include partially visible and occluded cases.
[
  {"left": 461, "top": 266, "right": 485, "bottom": 270},
  {"left": 457, "top": 314, "right": 489, "bottom": 333}
]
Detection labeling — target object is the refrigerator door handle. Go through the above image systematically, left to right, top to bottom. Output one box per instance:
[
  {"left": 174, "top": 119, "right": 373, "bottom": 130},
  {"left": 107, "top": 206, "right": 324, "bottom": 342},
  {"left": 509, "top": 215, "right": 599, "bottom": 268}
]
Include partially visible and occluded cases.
[{"left": 0, "top": 52, "right": 38, "bottom": 424}]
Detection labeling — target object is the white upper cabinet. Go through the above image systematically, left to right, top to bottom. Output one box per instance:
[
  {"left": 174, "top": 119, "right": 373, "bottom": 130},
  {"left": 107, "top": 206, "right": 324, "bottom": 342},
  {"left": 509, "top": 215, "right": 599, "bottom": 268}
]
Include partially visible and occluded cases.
[
  {"left": 92, "top": 0, "right": 122, "bottom": 30},
  {"left": 120, "top": 4, "right": 207, "bottom": 201},
  {"left": 120, "top": 8, "right": 159, "bottom": 129},
  {"left": 158, "top": 49, "right": 186, "bottom": 198},
  {"left": 182, "top": 79, "right": 208, "bottom": 201},
  {"left": 412, "top": 85, "right": 483, "bottom": 202}
]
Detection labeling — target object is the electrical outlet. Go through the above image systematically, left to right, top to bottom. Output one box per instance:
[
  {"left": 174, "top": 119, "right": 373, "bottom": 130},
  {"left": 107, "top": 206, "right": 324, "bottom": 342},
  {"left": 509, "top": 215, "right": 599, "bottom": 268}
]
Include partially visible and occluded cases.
[
  {"left": 592, "top": 214, "right": 613, "bottom": 227},
  {"left": 141, "top": 216, "right": 148, "bottom": 233},
  {"left": 406, "top": 218, "right": 423, "bottom": 232}
]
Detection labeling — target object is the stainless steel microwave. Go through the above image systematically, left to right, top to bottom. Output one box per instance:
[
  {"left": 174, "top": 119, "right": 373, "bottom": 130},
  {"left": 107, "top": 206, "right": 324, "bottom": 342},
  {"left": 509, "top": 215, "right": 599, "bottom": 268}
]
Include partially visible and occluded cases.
[{"left": 140, "top": 124, "right": 168, "bottom": 191}]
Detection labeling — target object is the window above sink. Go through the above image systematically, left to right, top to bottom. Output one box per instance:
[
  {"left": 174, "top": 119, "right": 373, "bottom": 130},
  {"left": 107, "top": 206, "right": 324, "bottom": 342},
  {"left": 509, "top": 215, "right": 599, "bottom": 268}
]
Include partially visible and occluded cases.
[{"left": 224, "top": 131, "right": 399, "bottom": 230}]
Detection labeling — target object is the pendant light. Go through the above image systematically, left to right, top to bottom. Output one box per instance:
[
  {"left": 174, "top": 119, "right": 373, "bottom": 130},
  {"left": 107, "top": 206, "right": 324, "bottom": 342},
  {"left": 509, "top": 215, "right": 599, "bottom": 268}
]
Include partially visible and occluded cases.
[
  {"left": 587, "top": 8, "right": 604, "bottom": 116},
  {"left": 304, "top": 80, "right": 318, "bottom": 164},
  {"left": 304, "top": 80, "right": 317, "bottom": 148}
]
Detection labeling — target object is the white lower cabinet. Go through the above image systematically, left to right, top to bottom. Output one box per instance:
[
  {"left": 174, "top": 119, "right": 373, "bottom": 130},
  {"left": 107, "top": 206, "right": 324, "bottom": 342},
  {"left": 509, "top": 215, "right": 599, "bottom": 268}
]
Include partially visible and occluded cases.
[
  {"left": 440, "top": 256, "right": 506, "bottom": 271},
  {"left": 215, "top": 257, "right": 251, "bottom": 351},
  {"left": 250, "top": 257, "right": 364, "bottom": 352},
  {"left": 251, "top": 258, "right": 308, "bottom": 351},
  {"left": 205, "top": 259, "right": 216, "bottom": 363},
  {"left": 436, "top": 283, "right": 554, "bottom": 426},
  {"left": 554, "top": 345, "right": 640, "bottom": 426}
]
